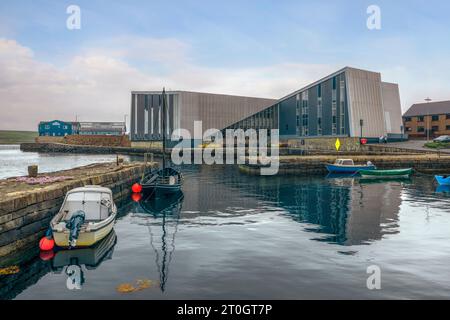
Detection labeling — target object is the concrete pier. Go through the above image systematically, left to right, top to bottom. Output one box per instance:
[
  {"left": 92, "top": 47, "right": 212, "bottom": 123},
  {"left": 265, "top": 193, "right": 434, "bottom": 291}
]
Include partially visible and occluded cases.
[{"left": 0, "top": 161, "right": 156, "bottom": 258}]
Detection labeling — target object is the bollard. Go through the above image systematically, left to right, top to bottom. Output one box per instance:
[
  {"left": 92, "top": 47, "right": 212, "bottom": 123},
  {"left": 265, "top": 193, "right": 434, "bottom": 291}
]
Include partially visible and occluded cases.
[{"left": 28, "top": 165, "right": 38, "bottom": 178}]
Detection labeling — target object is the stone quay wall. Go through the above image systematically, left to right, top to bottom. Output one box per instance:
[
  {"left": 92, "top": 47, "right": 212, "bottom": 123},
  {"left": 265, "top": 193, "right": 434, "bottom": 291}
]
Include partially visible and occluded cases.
[
  {"left": 240, "top": 154, "right": 450, "bottom": 175},
  {"left": 0, "top": 162, "right": 155, "bottom": 258}
]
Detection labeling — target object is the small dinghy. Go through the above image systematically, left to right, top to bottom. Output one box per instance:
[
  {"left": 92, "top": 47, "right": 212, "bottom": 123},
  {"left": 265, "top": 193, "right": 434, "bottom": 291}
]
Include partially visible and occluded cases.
[
  {"left": 326, "top": 159, "right": 376, "bottom": 174},
  {"left": 141, "top": 167, "right": 183, "bottom": 196},
  {"left": 359, "top": 168, "right": 413, "bottom": 179},
  {"left": 435, "top": 175, "right": 450, "bottom": 186},
  {"left": 50, "top": 186, "right": 117, "bottom": 248}
]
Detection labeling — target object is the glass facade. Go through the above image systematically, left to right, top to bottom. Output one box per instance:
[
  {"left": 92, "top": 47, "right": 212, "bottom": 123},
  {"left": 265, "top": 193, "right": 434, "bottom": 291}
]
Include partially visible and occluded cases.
[
  {"left": 224, "top": 71, "right": 350, "bottom": 138},
  {"left": 225, "top": 104, "right": 279, "bottom": 133}
]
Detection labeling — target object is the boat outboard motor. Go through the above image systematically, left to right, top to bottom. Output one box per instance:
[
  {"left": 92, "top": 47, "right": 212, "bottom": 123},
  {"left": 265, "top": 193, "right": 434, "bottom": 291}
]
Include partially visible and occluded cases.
[{"left": 66, "top": 210, "right": 86, "bottom": 248}]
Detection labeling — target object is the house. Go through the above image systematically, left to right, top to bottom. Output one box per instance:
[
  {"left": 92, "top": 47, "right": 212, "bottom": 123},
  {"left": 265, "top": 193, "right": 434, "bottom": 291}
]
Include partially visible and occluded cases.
[
  {"left": 403, "top": 100, "right": 450, "bottom": 138},
  {"left": 38, "top": 120, "right": 79, "bottom": 137}
]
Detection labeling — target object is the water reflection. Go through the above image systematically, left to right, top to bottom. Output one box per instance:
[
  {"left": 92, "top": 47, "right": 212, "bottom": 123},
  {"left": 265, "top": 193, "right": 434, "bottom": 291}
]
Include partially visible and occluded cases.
[
  {"left": 3, "top": 164, "right": 450, "bottom": 300},
  {"left": 177, "top": 166, "right": 402, "bottom": 246},
  {"left": 131, "top": 192, "right": 184, "bottom": 292},
  {"left": 50, "top": 230, "right": 117, "bottom": 290}
]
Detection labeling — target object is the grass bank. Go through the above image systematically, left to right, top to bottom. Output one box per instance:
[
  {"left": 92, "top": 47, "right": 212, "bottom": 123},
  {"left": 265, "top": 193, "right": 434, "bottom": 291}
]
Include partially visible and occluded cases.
[
  {"left": 0, "top": 131, "right": 38, "bottom": 145},
  {"left": 424, "top": 141, "right": 450, "bottom": 149}
]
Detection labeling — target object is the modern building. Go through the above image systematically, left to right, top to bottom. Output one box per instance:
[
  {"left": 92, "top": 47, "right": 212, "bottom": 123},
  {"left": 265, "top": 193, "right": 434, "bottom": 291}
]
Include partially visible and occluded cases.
[
  {"left": 130, "top": 67, "right": 403, "bottom": 146},
  {"left": 226, "top": 67, "right": 404, "bottom": 141},
  {"left": 130, "top": 91, "right": 276, "bottom": 146},
  {"left": 403, "top": 100, "right": 450, "bottom": 138},
  {"left": 38, "top": 120, "right": 79, "bottom": 137},
  {"left": 78, "top": 122, "right": 126, "bottom": 136}
]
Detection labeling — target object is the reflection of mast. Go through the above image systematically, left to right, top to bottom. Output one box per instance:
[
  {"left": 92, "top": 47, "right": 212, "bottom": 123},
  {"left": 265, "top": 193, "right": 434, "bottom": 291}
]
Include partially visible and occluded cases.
[
  {"left": 137, "top": 193, "right": 183, "bottom": 292},
  {"left": 148, "top": 211, "right": 179, "bottom": 292}
]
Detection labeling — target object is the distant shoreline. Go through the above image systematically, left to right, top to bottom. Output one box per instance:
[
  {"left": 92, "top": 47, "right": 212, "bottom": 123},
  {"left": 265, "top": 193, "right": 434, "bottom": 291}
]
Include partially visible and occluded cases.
[{"left": 0, "top": 130, "right": 38, "bottom": 145}]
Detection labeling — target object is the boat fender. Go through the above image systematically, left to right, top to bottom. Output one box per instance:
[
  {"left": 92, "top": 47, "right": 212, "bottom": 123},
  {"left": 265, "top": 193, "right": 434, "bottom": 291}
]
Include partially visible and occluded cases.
[
  {"left": 66, "top": 210, "right": 86, "bottom": 248},
  {"left": 39, "top": 228, "right": 55, "bottom": 251}
]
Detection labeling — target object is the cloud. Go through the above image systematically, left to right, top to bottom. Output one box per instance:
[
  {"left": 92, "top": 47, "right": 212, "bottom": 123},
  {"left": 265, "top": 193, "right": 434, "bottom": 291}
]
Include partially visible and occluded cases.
[{"left": 0, "top": 37, "right": 337, "bottom": 131}]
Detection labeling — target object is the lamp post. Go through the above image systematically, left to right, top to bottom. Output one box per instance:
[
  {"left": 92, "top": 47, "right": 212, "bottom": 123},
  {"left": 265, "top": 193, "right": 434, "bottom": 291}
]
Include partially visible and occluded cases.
[
  {"left": 425, "top": 97, "right": 432, "bottom": 141},
  {"left": 360, "top": 119, "right": 364, "bottom": 139}
]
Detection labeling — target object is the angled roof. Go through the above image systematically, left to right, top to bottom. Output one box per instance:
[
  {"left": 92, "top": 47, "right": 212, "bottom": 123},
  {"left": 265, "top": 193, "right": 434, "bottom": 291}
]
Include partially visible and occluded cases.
[{"left": 403, "top": 100, "right": 450, "bottom": 117}]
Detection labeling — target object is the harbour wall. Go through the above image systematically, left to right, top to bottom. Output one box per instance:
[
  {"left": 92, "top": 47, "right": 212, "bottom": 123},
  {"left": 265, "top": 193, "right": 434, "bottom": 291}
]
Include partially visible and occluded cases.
[
  {"left": 35, "top": 135, "right": 131, "bottom": 147},
  {"left": 20, "top": 141, "right": 439, "bottom": 158},
  {"left": 239, "top": 154, "right": 450, "bottom": 175},
  {"left": 0, "top": 162, "right": 155, "bottom": 259}
]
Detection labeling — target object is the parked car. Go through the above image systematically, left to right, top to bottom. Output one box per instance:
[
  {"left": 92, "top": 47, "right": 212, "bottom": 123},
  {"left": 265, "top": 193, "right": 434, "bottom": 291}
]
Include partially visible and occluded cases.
[{"left": 433, "top": 135, "right": 450, "bottom": 143}]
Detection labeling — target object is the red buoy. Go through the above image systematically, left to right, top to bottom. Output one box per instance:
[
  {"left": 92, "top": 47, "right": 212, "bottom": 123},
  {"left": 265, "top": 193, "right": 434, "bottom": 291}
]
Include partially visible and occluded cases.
[
  {"left": 132, "top": 183, "right": 142, "bottom": 193},
  {"left": 131, "top": 192, "right": 142, "bottom": 203},
  {"left": 39, "top": 236, "right": 55, "bottom": 251},
  {"left": 40, "top": 250, "right": 55, "bottom": 261}
]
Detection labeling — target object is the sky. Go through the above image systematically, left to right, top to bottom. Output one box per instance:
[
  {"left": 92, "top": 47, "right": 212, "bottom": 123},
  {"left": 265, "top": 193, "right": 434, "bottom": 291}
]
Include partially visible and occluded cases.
[{"left": 1, "top": 0, "right": 450, "bottom": 131}]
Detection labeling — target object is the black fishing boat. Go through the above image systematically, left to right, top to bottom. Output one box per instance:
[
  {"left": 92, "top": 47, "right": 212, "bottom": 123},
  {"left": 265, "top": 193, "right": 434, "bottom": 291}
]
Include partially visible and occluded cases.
[{"left": 140, "top": 88, "right": 183, "bottom": 197}]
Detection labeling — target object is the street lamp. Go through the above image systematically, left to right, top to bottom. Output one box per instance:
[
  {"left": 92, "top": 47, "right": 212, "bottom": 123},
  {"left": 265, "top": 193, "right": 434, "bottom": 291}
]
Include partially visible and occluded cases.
[
  {"left": 425, "top": 97, "right": 432, "bottom": 141},
  {"left": 360, "top": 119, "right": 364, "bottom": 139}
]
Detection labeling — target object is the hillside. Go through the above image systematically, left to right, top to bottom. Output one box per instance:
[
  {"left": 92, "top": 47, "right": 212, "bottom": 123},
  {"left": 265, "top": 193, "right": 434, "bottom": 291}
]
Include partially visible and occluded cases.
[{"left": 0, "top": 130, "right": 38, "bottom": 145}]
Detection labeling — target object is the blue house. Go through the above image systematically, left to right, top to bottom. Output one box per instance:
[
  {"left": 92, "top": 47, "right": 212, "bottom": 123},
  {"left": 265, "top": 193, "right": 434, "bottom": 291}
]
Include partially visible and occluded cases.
[{"left": 38, "top": 120, "right": 78, "bottom": 136}]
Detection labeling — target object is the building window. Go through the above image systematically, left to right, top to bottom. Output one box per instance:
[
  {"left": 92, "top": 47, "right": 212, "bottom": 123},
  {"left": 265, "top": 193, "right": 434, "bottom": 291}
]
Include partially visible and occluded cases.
[
  {"left": 339, "top": 78, "right": 346, "bottom": 135},
  {"left": 332, "top": 89, "right": 337, "bottom": 135},
  {"left": 301, "top": 91, "right": 309, "bottom": 136},
  {"left": 296, "top": 94, "right": 301, "bottom": 135},
  {"left": 317, "top": 98, "right": 322, "bottom": 136},
  {"left": 446, "top": 114, "right": 450, "bottom": 120},
  {"left": 432, "top": 115, "right": 439, "bottom": 121},
  {"left": 418, "top": 116, "right": 425, "bottom": 122},
  {"left": 404, "top": 117, "right": 412, "bottom": 122},
  {"left": 446, "top": 125, "right": 450, "bottom": 130},
  {"left": 432, "top": 126, "right": 439, "bottom": 132},
  {"left": 405, "top": 127, "right": 412, "bottom": 132},
  {"left": 417, "top": 127, "right": 425, "bottom": 132}
]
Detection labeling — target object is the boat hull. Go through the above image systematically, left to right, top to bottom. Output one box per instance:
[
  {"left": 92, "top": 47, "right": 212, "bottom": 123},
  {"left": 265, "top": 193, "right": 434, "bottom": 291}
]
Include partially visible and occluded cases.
[
  {"left": 326, "top": 164, "right": 375, "bottom": 174},
  {"left": 359, "top": 168, "right": 413, "bottom": 179},
  {"left": 435, "top": 175, "right": 450, "bottom": 186},
  {"left": 142, "top": 183, "right": 182, "bottom": 196},
  {"left": 53, "top": 217, "right": 115, "bottom": 248}
]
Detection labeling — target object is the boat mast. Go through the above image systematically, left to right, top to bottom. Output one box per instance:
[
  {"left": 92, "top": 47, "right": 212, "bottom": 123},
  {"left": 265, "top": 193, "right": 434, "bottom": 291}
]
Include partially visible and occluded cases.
[{"left": 162, "top": 87, "right": 166, "bottom": 171}]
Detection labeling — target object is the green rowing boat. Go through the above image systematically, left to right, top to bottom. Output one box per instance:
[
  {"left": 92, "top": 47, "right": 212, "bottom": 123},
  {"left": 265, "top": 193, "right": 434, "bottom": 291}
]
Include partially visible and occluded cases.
[{"left": 358, "top": 168, "right": 413, "bottom": 178}]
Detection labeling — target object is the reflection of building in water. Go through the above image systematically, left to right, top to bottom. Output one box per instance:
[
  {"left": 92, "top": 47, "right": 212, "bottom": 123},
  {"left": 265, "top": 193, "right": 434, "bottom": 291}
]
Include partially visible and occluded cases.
[
  {"left": 180, "top": 166, "right": 402, "bottom": 246},
  {"left": 346, "top": 182, "right": 401, "bottom": 245}
]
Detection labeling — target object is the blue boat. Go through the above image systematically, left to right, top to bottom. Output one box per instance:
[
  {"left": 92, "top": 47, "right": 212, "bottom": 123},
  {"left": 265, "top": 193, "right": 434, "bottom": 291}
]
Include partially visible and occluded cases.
[
  {"left": 326, "top": 159, "right": 376, "bottom": 174},
  {"left": 435, "top": 175, "right": 450, "bottom": 186}
]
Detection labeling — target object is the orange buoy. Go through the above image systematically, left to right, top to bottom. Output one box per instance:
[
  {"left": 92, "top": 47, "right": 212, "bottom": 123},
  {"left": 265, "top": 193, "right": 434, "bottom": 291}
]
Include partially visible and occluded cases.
[
  {"left": 132, "top": 183, "right": 142, "bottom": 193},
  {"left": 131, "top": 192, "right": 142, "bottom": 202},
  {"left": 39, "top": 236, "right": 55, "bottom": 251}
]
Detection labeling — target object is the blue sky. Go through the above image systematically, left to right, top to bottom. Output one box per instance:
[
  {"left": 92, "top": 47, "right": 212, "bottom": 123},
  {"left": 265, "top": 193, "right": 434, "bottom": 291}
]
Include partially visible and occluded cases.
[{"left": 1, "top": 0, "right": 450, "bottom": 130}]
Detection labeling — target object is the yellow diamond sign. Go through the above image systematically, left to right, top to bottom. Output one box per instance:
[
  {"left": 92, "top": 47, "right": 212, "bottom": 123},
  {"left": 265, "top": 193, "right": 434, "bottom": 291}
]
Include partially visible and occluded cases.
[{"left": 335, "top": 138, "right": 341, "bottom": 151}]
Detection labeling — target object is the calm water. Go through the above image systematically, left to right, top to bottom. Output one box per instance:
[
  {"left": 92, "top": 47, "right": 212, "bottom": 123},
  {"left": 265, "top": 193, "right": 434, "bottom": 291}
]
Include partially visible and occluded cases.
[
  {"left": 0, "top": 145, "right": 130, "bottom": 179},
  {"left": 1, "top": 148, "right": 450, "bottom": 299}
]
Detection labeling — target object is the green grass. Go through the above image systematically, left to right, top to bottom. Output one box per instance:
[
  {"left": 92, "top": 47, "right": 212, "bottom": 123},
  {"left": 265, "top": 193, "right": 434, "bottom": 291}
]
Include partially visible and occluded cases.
[
  {"left": 0, "top": 130, "right": 38, "bottom": 145},
  {"left": 424, "top": 141, "right": 450, "bottom": 149}
]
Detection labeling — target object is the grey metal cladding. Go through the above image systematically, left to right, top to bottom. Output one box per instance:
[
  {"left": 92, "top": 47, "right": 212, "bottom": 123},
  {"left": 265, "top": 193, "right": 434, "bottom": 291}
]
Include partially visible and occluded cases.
[
  {"left": 308, "top": 86, "right": 318, "bottom": 136},
  {"left": 279, "top": 95, "right": 297, "bottom": 135}
]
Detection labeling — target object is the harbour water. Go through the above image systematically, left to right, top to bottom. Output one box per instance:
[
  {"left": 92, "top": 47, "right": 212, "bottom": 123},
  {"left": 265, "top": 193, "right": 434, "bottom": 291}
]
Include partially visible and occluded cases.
[
  {"left": 0, "top": 145, "right": 130, "bottom": 179},
  {"left": 1, "top": 146, "right": 450, "bottom": 299}
]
